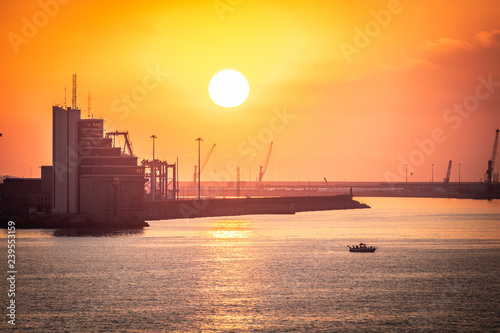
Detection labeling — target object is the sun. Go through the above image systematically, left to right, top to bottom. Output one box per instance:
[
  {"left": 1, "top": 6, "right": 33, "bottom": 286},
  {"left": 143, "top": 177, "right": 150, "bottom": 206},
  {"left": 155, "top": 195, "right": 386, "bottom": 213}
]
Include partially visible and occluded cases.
[{"left": 209, "top": 70, "right": 249, "bottom": 108}]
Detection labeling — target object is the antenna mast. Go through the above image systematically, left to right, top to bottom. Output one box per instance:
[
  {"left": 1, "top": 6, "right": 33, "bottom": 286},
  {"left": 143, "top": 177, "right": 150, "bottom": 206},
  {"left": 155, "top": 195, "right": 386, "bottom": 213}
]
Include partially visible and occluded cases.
[
  {"left": 72, "top": 73, "right": 77, "bottom": 109},
  {"left": 64, "top": 86, "right": 67, "bottom": 108},
  {"left": 87, "top": 89, "right": 91, "bottom": 118}
]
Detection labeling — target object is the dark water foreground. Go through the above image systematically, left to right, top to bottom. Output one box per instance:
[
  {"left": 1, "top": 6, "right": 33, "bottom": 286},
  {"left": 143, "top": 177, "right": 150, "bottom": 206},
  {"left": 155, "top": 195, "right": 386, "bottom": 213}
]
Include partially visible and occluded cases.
[{"left": 1, "top": 197, "right": 498, "bottom": 332}]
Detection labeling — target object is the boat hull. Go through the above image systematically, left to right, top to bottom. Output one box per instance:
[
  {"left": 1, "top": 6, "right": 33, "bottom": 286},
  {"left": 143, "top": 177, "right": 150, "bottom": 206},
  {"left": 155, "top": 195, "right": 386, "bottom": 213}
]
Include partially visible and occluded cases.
[{"left": 349, "top": 248, "right": 376, "bottom": 253}]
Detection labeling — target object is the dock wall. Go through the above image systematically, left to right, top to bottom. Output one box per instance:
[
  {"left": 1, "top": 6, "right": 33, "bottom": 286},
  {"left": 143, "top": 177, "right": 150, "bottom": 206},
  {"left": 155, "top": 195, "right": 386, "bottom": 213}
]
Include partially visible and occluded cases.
[
  {"left": 1, "top": 195, "right": 369, "bottom": 228},
  {"left": 145, "top": 195, "right": 369, "bottom": 220}
]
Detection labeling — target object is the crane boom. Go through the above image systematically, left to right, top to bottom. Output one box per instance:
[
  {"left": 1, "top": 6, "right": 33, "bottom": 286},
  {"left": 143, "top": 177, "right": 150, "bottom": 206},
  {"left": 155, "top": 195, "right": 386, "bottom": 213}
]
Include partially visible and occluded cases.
[
  {"left": 486, "top": 129, "right": 499, "bottom": 184},
  {"left": 491, "top": 129, "right": 499, "bottom": 173},
  {"left": 258, "top": 142, "right": 273, "bottom": 185},
  {"left": 193, "top": 144, "right": 216, "bottom": 183},
  {"left": 201, "top": 144, "right": 216, "bottom": 174},
  {"left": 444, "top": 160, "right": 452, "bottom": 184}
]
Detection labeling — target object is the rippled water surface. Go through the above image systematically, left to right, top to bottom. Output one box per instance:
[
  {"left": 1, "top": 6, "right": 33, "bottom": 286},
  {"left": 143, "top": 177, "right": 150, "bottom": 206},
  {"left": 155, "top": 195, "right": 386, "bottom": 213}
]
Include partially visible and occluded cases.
[{"left": 1, "top": 197, "right": 499, "bottom": 332}]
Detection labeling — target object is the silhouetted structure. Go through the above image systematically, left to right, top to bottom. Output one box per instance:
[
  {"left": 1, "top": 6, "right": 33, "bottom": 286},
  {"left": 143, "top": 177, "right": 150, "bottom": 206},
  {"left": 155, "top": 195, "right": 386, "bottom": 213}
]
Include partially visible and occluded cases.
[
  {"left": 52, "top": 105, "right": 146, "bottom": 220},
  {"left": 52, "top": 105, "right": 80, "bottom": 213},
  {"left": 78, "top": 117, "right": 145, "bottom": 216},
  {"left": 485, "top": 129, "right": 499, "bottom": 184},
  {"left": 258, "top": 142, "right": 273, "bottom": 186},
  {"left": 141, "top": 159, "right": 177, "bottom": 200},
  {"left": 0, "top": 166, "right": 52, "bottom": 216},
  {"left": 0, "top": 179, "right": 50, "bottom": 216}
]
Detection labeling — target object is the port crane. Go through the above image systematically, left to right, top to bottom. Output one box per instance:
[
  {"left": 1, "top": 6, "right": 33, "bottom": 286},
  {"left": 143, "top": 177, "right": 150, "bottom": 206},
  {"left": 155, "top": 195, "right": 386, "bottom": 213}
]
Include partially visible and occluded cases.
[
  {"left": 486, "top": 128, "right": 500, "bottom": 184},
  {"left": 105, "top": 131, "right": 134, "bottom": 156},
  {"left": 258, "top": 142, "right": 273, "bottom": 186},
  {"left": 193, "top": 143, "right": 216, "bottom": 184},
  {"left": 444, "top": 160, "right": 452, "bottom": 184},
  {"left": 324, "top": 177, "right": 330, "bottom": 188}
]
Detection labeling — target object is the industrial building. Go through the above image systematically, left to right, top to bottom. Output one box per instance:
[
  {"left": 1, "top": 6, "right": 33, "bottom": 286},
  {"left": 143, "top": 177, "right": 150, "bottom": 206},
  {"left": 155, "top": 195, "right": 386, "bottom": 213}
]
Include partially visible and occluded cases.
[
  {"left": 0, "top": 75, "right": 178, "bottom": 226},
  {"left": 0, "top": 103, "right": 147, "bottom": 226},
  {"left": 1, "top": 105, "right": 147, "bottom": 224},
  {"left": 52, "top": 105, "right": 146, "bottom": 218},
  {"left": 52, "top": 105, "right": 80, "bottom": 213},
  {"left": 0, "top": 166, "right": 52, "bottom": 216}
]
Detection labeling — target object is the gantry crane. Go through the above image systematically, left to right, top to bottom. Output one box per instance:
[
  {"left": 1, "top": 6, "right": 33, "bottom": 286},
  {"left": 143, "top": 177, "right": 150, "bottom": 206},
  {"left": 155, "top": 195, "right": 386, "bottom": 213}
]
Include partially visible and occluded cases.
[
  {"left": 486, "top": 129, "right": 499, "bottom": 184},
  {"left": 105, "top": 131, "right": 134, "bottom": 156},
  {"left": 258, "top": 142, "right": 273, "bottom": 186},
  {"left": 193, "top": 143, "right": 216, "bottom": 184},
  {"left": 444, "top": 160, "right": 452, "bottom": 184}
]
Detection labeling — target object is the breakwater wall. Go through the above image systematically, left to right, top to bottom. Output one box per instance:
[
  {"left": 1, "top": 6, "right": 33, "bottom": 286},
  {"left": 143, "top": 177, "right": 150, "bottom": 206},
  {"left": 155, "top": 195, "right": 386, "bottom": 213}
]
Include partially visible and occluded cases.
[
  {"left": 1, "top": 195, "right": 369, "bottom": 229},
  {"left": 145, "top": 195, "right": 369, "bottom": 220}
]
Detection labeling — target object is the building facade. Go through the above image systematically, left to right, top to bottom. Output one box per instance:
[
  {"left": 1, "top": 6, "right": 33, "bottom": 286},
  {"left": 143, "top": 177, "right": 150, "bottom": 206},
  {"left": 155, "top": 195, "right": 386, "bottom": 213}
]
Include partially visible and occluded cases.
[
  {"left": 52, "top": 106, "right": 145, "bottom": 217},
  {"left": 52, "top": 106, "right": 80, "bottom": 213}
]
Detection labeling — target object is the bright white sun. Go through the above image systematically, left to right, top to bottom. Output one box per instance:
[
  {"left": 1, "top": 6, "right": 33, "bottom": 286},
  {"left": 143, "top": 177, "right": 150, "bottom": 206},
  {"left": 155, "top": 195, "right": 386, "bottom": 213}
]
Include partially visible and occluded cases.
[{"left": 209, "top": 70, "right": 249, "bottom": 108}]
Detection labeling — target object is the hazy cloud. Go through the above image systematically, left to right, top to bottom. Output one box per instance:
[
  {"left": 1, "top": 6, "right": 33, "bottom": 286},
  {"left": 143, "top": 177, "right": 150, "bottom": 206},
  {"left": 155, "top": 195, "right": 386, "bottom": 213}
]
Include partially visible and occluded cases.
[
  {"left": 474, "top": 28, "right": 500, "bottom": 49},
  {"left": 424, "top": 38, "right": 476, "bottom": 54}
]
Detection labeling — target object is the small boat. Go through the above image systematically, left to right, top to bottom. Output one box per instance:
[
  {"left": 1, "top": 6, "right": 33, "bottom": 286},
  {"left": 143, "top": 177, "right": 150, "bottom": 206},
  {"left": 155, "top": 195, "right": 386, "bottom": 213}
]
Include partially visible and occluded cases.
[{"left": 347, "top": 243, "right": 376, "bottom": 252}]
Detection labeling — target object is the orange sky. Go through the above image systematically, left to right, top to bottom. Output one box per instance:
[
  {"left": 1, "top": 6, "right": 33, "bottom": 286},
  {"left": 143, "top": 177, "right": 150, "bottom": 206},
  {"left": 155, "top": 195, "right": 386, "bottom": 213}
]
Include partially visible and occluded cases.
[{"left": 1, "top": 0, "right": 500, "bottom": 182}]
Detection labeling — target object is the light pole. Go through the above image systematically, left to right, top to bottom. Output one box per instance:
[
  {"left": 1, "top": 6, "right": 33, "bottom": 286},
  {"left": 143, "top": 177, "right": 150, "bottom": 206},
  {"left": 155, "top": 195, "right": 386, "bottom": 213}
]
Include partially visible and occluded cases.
[
  {"left": 150, "top": 135, "right": 157, "bottom": 201},
  {"left": 196, "top": 138, "right": 203, "bottom": 199},
  {"left": 458, "top": 163, "right": 461, "bottom": 184},
  {"left": 405, "top": 164, "right": 408, "bottom": 184},
  {"left": 432, "top": 164, "right": 434, "bottom": 183}
]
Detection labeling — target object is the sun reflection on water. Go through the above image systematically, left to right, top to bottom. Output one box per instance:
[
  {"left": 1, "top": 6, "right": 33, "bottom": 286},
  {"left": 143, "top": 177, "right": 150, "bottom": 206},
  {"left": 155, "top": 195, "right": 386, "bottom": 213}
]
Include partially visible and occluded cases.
[
  {"left": 198, "top": 219, "right": 265, "bottom": 331},
  {"left": 207, "top": 220, "right": 252, "bottom": 242}
]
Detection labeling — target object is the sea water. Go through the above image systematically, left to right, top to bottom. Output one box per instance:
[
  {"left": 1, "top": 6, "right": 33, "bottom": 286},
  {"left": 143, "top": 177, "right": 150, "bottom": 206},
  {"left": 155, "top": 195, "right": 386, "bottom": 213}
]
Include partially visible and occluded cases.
[{"left": 1, "top": 197, "right": 499, "bottom": 332}]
